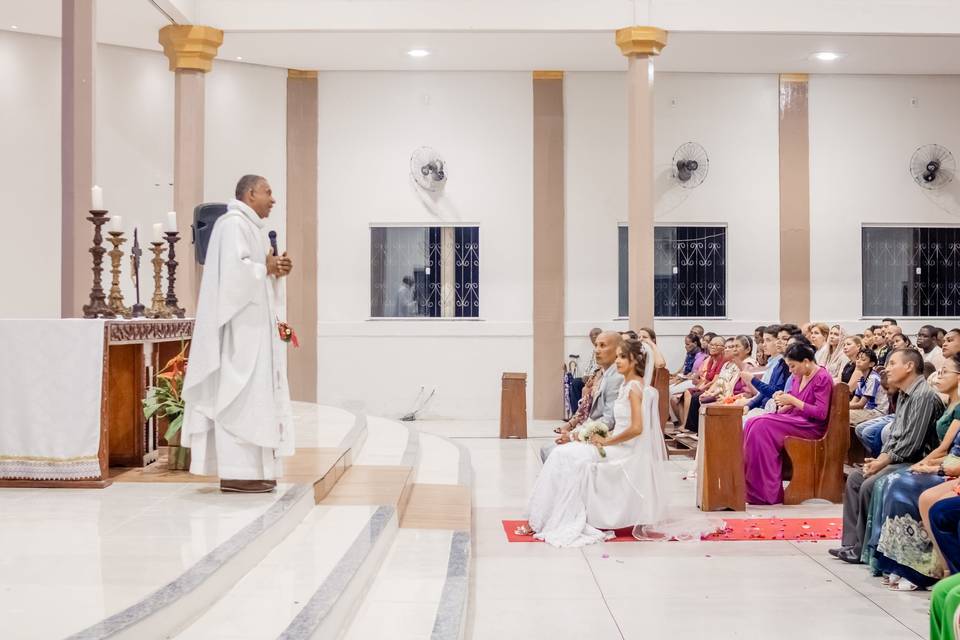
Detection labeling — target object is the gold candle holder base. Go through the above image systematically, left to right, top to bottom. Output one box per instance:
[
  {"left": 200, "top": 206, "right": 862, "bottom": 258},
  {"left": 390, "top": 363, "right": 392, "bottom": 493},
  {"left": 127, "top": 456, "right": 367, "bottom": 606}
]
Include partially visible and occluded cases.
[
  {"left": 83, "top": 210, "right": 116, "bottom": 319},
  {"left": 106, "top": 231, "right": 131, "bottom": 318},
  {"left": 145, "top": 241, "right": 172, "bottom": 319}
]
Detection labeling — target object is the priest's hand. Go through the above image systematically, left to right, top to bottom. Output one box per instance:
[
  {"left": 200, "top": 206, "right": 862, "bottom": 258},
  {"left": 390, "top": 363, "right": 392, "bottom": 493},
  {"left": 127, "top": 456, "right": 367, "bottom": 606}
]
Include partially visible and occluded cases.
[{"left": 267, "top": 251, "right": 293, "bottom": 278}]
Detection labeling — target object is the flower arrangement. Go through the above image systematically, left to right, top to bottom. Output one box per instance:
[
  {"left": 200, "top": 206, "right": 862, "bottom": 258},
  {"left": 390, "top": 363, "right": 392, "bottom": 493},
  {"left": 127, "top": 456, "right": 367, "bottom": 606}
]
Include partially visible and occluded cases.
[
  {"left": 143, "top": 343, "right": 189, "bottom": 469},
  {"left": 575, "top": 420, "right": 610, "bottom": 458}
]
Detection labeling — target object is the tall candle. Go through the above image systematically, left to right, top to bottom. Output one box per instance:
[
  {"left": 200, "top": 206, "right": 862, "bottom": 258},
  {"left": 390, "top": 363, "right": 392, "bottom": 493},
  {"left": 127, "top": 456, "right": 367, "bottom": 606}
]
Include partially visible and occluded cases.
[
  {"left": 91, "top": 185, "right": 104, "bottom": 211},
  {"left": 165, "top": 211, "right": 178, "bottom": 232},
  {"left": 108, "top": 215, "right": 123, "bottom": 232},
  {"left": 152, "top": 223, "right": 163, "bottom": 243}
]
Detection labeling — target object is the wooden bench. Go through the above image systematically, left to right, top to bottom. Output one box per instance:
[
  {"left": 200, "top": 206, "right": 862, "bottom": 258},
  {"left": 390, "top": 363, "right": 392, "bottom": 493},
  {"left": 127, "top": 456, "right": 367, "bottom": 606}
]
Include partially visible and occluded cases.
[
  {"left": 652, "top": 366, "right": 670, "bottom": 431},
  {"left": 782, "top": 382, "right": 849, "bottom": 505},
  {"left": 696, "top": 404, "right": 747, "bottom": 512}
]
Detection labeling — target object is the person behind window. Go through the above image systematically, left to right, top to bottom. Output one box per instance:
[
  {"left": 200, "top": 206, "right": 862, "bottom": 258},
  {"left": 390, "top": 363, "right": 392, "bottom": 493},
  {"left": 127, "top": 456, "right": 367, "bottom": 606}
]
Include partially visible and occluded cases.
[
  {"left": 396, "top": 275, "right": 417, "bottom": 317},
  {"left": 742, "top": 341, "right": 834, "bottom": 505}
]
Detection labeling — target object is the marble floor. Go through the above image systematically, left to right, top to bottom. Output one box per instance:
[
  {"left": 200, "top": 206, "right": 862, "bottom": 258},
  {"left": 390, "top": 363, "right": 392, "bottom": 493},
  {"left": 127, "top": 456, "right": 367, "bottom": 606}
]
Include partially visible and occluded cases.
[{"left": 415, "top": 418, "right": 930, "bottom": 640}]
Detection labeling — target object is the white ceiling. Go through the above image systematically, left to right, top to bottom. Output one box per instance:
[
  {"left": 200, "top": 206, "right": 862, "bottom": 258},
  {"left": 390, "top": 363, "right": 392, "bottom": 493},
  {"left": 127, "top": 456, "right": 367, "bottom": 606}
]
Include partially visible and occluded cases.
[{"left": 4, "top": 0, "right": 960, "bottom": 75}]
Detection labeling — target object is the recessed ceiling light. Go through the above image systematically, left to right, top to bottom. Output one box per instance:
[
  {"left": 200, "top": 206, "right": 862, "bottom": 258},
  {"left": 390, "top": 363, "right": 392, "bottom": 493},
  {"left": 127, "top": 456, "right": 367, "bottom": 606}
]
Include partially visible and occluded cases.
[
  {"left": 10, "top": 25, "right": 18, "bottom": 30},
  {"left": 407, "top": 49, "right": 430, "bottom": 58},
  {"left": 811, "top": 51, "right": 842, "bottom": 62},
  {"left": 235, "top": 56, "right": 243, "bottom": 61}
]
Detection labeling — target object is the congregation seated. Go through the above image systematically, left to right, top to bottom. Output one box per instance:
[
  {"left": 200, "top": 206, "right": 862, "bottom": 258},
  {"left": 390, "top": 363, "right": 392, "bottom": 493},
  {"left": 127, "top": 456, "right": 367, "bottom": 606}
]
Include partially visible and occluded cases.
[
  {"left": 808, "top": 322, "right": 831, "bottom": 366},
  {"left": 738, "top": 324, "right": 791, "bottom": 418},
  {"left": 824, "top": 324, "right": 850, "bottom": 381},
  {"left": 919, "top": 324, "right": 947, "bottom": 370},
  {"left": 753, "top": 325, "right": 769, "bottom": 368},
  {"left": 567, "top": 327, "right": 602, "bottom": 413},
  {"left": 668, "top": 333, "right": 706, "bottom": 422},
  {"left": 678, "top": 334, "right": 726, "bottom": 430},
  {"left": 836, "top": 334, "right": 862, "bottom": 387},
  {"left": 683, "top": 336, "right": 756, "bottom": 431},
  {"left": 742, "top": 342, "right": 834, "bottom": 505},
  {"left": 848, "top": 348, "right": 889, "bottom": 427},
  {"left": 831, "top": 349, "right": 944, "bottom": 566},
  {"left": 860, "top": 354, "right": 960, "bottom": 590}
]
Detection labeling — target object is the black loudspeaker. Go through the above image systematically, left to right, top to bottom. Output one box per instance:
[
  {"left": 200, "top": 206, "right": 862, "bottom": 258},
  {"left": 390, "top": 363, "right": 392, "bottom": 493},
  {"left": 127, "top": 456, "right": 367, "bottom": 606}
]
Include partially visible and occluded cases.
[{"left": 193, "top": 202, "right": 228, "bottom": 265}]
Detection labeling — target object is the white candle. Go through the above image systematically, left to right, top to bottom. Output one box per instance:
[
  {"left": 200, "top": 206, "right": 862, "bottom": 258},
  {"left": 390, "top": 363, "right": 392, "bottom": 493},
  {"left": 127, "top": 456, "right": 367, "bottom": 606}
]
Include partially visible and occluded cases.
[
  {"left": 91, "top": 185, "right": 103, "bottom": 210},
  {"left": 165, "top": 211, "right": 178, "bottom": 232},
  {"left": 108, "top": 215, "right": 123, "bottom": 232},
  {"left": 152, "top": 223, "right": 164, "bottom": 243}
]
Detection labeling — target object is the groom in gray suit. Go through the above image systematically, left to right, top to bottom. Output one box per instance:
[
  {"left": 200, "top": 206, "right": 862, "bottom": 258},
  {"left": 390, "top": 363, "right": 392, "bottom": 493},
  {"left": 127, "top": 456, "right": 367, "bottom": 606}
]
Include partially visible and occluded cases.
[{"left": 541, "top": 331, "right": 624, "bottom": 463}]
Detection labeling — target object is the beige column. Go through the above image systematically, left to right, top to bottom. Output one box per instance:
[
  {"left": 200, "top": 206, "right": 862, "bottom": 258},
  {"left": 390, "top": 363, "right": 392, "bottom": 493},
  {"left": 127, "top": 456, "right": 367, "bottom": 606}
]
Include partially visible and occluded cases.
[
  {"left": 61, "top": 0, "right": 96, "bottom": 317},
  {"left": 159, "top": 25, "right": 224, "bottom": 316},
  {"left": 616, "top": 27, "right": 667, "bottom": 330},
  {"left": 285, "top": 70, "right": 319, "bottom": 402},
  {"left": 532, "top": 71, "right": 565, "bottom": 419},
  {"left": 779, "top": 74, "right": 811, "bottom": 325}
]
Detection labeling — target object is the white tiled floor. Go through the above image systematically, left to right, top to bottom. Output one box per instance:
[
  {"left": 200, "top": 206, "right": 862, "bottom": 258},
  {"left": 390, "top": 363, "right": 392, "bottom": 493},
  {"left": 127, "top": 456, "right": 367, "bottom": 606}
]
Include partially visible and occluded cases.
[
  {"left": 421, "top": 419, "right": 930, "bottom": 640},
  {"left": 0, "top": 482, "right": 292, "bottom": 640}
]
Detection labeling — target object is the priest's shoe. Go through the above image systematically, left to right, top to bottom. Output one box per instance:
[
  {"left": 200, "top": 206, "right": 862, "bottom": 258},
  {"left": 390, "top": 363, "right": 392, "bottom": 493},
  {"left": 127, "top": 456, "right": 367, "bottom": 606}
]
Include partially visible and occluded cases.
[
  {"left": 220, "top": 479, "right": 277, "bottom": 493},
  {"left": 828, "top": 546, "right": 849, "bottom": 558}
]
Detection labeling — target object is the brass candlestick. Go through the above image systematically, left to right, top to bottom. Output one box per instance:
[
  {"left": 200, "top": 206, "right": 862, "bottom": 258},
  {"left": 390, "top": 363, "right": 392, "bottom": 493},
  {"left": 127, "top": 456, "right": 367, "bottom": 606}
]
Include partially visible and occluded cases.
[
  {"left": 82, "top": 210, "right": 116, "bottom": 319},
  {"left": 106, "top": 231, "right": 130, "bottom": 318},
  {"left": 163, "top": 231, "right": 185, "bottom": 318},
  {"left": 145, "top": 241, "right": 171, "bottom": 319}
]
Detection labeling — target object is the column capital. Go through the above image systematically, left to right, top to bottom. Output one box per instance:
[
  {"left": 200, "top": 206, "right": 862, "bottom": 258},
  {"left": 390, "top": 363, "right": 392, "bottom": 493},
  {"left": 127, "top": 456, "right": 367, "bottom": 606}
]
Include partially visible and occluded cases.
[
  {"left": 159, "top": 25, "right": 224, "bottom": 73},
  {"left": 615, "top": 26, "right": 668, "bottom": 57},
  {"left": 288, "top": 69, "right": 318, "bottom": 79},
  {"left": 533, "top": 70, "right": 564, "bottom": 80}
]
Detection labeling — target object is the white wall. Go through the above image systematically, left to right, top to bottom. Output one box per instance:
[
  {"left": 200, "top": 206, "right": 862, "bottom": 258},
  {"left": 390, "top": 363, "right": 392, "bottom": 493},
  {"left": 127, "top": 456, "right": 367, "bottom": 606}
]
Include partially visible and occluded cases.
[
  {"left": 1, "top": 29, "right": 287, "bottom": 319},
  {"left": 0, "top": 31, "right": 61, "bottom": 318},
  {"left": 97, "top": 44, "right": 173, "bottom": 305},
  {"left": 205, "top": 59, "right": 287, "bottom": 248},
  {"left": 316, "top": 72, "right": 533, "bottom": 419},
  {"left": 564, "top": 72, "right": 781, "bottom": 368},
  {"left": 810, "top": 74, "right": 960, "bottom": 335}
]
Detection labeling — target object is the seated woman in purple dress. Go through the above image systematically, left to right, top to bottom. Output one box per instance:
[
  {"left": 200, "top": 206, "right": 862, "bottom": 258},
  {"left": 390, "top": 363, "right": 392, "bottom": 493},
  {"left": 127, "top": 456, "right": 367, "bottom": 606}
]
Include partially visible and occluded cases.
[{"left": 743, "top": 342, "right": 835, "bottom": 505}]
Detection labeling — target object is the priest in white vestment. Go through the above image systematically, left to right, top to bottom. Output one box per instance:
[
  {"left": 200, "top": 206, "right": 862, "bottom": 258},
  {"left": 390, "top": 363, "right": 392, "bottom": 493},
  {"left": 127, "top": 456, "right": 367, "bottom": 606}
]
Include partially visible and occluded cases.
[{"left": 181, "top": 174, "right": 295, "bottom": 493}]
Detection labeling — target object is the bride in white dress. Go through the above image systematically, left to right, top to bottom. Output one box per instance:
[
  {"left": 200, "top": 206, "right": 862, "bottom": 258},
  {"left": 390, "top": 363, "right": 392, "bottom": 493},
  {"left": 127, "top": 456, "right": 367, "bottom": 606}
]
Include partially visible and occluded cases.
[{"left": 515, "top": 338, "right": 668, "bottom": 547}]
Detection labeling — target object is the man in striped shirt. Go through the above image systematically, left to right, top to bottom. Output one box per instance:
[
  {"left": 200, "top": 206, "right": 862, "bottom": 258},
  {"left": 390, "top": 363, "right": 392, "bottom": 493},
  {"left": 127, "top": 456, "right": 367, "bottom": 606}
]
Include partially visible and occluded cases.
[{"left": 831, "top": 348, "right": 945, "bottom": 563}]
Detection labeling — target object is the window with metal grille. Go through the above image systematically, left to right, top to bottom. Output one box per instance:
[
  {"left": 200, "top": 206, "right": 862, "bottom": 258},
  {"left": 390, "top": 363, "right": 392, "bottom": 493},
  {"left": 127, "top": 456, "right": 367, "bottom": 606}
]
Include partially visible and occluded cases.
[
  {"left": 618, "top": 225, "right": 727, "bottom": 318},
  {"left": 370, "top": 226, "right": 479, "bottom": 318},
  {"left": 862, "top": 226, "right": 960, "bottom": 317}
]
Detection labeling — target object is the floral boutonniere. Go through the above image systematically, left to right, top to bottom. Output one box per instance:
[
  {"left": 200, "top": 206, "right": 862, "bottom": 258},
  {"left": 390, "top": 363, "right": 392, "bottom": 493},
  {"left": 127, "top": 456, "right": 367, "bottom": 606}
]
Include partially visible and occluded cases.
[{"left": 277, "top": 321, "right": 300, "bottom": 348}]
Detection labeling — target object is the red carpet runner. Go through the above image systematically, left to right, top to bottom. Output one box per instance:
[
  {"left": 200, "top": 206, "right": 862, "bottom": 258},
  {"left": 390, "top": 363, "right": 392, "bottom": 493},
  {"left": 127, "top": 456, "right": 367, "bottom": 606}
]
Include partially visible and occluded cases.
[{"left": 502, "top": 517, "right": 842, "bottom": 543}]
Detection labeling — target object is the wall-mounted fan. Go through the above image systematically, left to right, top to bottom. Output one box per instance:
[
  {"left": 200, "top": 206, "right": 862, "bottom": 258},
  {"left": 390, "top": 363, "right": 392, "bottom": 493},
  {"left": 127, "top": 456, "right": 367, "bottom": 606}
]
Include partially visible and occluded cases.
[
  {"left": 671, "top": 142, "right": 709, "bottom": 189},
  {"left": 910, "top": 144, "right": 955, "bottom": 190},
  {"left": 410, "top": 147, "right": 447, "bottom": 192}
]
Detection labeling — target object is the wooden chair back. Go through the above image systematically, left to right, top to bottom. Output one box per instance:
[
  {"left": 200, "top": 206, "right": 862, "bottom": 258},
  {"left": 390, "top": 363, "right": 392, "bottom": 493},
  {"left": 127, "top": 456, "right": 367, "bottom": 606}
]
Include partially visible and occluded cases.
[
  {"left": 652, "top": 366, "right": 670, "bottom": 430},
  {"left": 782, "top": 381, "right": 849, "bottom": 504}
]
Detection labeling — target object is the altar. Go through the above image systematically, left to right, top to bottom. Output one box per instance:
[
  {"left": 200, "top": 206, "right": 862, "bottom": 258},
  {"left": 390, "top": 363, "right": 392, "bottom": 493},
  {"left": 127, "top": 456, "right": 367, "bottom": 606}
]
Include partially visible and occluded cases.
[{"left": 0, "top": 318, "right": 193, "bottom": 488}]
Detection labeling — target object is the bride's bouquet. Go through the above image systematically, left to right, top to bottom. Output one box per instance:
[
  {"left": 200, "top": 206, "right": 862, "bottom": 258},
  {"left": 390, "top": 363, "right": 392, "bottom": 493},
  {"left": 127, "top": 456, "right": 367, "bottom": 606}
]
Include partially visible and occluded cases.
[{"left": 575, "top": 420, "right": 610, "bottom": 458}]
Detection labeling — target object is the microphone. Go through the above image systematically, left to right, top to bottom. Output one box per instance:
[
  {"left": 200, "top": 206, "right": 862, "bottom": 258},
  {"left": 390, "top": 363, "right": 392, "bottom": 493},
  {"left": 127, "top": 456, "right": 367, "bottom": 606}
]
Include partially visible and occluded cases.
[{"left": 268, "top": 230, "right": 278, "bottom": 256}]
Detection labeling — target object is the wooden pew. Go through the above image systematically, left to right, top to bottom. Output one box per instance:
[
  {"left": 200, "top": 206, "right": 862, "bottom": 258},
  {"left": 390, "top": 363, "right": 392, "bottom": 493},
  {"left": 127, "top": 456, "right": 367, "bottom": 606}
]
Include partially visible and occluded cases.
[
  {"left": 652, "top": 366, "right": 670, "bottom": 430},
  {"left": 782, "top": 382, "right": 850, "bottom": 505},
  {"left": 696, "top": 404, "right": 747, "bottom": 512}
]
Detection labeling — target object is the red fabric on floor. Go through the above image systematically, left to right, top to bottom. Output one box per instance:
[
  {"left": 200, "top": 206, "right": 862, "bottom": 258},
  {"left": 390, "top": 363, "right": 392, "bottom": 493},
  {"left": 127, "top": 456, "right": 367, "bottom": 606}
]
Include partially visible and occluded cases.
[{"left": 502, "top": 517, "right": 842, "bottom": 543}]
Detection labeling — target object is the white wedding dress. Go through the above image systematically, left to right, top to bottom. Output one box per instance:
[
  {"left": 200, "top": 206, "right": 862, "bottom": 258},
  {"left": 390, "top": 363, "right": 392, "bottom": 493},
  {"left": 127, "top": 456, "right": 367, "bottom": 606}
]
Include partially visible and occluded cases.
[{"left": 527, "top": 380, "right": 668, "bottom": 547}]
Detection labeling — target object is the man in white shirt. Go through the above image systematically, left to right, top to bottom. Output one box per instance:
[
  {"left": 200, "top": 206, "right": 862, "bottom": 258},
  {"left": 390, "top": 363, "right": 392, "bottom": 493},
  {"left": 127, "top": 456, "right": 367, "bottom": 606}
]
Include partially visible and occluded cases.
[{"left": 918, "top": 324, "right": 946, "bottom": 370}]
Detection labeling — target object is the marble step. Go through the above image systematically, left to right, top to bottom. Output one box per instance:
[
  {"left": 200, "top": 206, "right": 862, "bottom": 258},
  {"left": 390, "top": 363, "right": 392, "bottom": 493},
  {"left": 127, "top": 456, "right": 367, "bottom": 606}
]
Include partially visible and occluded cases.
[
  {"left": 172, "top": 504, "right": 397, "bottom": 640},
  {"left": 341, "top": 529, "right": 470, "bottom": 640}
]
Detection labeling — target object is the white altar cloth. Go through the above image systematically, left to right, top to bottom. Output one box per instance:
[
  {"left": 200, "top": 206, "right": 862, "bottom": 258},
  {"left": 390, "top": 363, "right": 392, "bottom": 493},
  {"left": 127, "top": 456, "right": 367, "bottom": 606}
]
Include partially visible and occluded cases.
[{"left": 0, "top": 320, "right": 105, "bottom": 480}]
